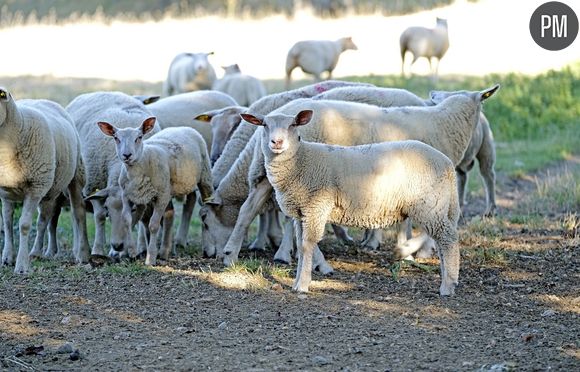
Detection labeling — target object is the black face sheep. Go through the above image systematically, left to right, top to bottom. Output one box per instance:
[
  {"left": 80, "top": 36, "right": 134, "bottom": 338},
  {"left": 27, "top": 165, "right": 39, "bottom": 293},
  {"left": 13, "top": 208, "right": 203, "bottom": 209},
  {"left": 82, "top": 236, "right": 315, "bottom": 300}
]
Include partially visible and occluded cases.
[
  {"left": 0, "top": 88, "right": 90, "bottom": 274},
  {"left": 242, "top": 110, "right": 461, "bottom": 296}
]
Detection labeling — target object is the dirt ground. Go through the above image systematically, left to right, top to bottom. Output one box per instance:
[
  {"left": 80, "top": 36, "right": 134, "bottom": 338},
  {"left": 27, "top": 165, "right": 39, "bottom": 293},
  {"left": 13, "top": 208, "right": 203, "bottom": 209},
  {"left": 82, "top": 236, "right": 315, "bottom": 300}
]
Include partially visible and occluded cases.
[{"left": 1, "top": 158, "right": 578, "bottom": 371}]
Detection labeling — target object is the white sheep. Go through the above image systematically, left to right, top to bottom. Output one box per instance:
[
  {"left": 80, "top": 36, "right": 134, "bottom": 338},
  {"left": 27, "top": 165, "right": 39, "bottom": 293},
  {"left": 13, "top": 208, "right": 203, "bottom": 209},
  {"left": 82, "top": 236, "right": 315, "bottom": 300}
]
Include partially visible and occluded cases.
[
  {"left": 400, "top": 18, "right": 449, "bottom": 78},
  {"left": 285, "top": 37, "right": 358, "bottom": 89},
  {"left": 163, "top": 52, "right": 217, "bottom": 96},
  {"left": 212, "top": 64, "right": 267, "bottom": 107},
  {"left": 201, "top": 81, "right": 373, "bottom": 260},
  {"left": 219, "top": 85, "right": 499, "bottom": 267},
  {"left": 0, "top": 88, "right": 90, "bottom": 274},
  {"left": 428, "top": 89, "right": 497, "bottom": 217},
  {"left": 141, "top": 90, "right": 238, "bottom": 156},
  {"left": 66, "top": 91, "right": 161, "bottom": 257},
  {"left": 194, "top": 105, "right": 248, "bottom": 165},
  {"left": 242, "top": 110, "right": 461, "bottom": 296},
  {"left": 98, "top": 121, "right": 214, "bottom": 265}
]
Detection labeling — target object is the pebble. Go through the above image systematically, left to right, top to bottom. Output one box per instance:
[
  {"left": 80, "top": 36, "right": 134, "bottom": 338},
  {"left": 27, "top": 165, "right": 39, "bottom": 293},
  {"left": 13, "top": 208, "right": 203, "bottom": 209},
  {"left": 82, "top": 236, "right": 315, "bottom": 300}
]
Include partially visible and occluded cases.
[
  {"left": 541, "top": 309, "right": 556, "bottom": 317},
  {"left": 218, "top": 321, "right": 228, "bottom": 330},
  {"left": 57, "top": 343, "right": 74, "bottom": 354},
  {"left": 69, "top": 349, "right": 81, "bottom": 361},
  {"left": 312, "top": 356, "right": 330, "bottom": 366}
]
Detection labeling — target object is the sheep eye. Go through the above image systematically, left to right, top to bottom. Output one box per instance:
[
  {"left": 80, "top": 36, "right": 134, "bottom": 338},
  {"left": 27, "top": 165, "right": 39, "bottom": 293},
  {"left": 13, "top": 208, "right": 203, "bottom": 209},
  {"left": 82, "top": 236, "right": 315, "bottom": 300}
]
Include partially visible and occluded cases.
[
  {"left": 0, "top": 91, "right": 5, "bottom": 98},
  {"left": 114, "top": 136, "right": 120, "bottom": 144},
  {"left": 135, "top": 136, "right": 142, "bottom": 143}
]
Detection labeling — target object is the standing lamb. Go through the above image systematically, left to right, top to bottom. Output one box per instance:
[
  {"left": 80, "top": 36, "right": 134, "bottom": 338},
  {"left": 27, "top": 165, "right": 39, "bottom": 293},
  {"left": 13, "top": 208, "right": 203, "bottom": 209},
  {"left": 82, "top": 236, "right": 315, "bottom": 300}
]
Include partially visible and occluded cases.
[
  {"left": 400, "top": 18, "right": 449, "bottom": 78},
  {"left": 285, "top": 37, "right": 358, "bottom": 89},
  {"left": 163, "top": 52, "right": 217, "bottom": 96},
  {"left": 212, "top": 64, "right": 267, "bottom": 106},
  {"left": 0, "top": 88, "right": 90, "bottom": 274},
  {"left": 66, "top": 91, "right": 161, "bottom": 257},
  {"left": 242, "top": 110, "right": 461, "bottom": 296},
  {"left": 98, "top": 120, "right": 214, "bottom": 265}
]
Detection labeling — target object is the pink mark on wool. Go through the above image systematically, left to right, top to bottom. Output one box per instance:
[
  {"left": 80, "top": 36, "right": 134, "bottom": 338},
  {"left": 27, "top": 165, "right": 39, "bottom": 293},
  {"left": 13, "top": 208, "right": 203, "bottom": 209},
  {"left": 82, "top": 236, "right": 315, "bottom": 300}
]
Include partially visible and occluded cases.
[{"left": 314, "top": 84, "right": 328, "bottom": 93}]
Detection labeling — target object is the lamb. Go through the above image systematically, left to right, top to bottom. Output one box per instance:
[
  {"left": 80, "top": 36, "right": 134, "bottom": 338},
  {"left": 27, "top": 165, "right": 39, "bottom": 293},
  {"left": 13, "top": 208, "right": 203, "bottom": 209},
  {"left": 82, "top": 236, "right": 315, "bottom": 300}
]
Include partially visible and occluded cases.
[
  {"left": 400, "top": 18, "right": 449, "bottom": 78},
  {"left": 285, "top": 37, "right": 358, "bottom": 89},
  {"left": 163, "top": 52, "right": 217, "bottom": 96},
  {"left": 212, "top": 64, "right": 267, "bottom": 106},
  {"left": 200, "top": 80, "right": 371, "bottom": 262},
  {"left": 219, "top": 85, "right": 499, "bottom": 266},
  {"left": 0, "top": 88, "right": 90, "bottom": 274},
  {"left": 428, "top": 89, "right": 497, "bottom": 217},
  {"left": 141, "top": 90, "right": 238, "bottom": 154},
  {"left": 66, "top": 91, "right": 161, "bottom": 257},
  {"left": 194, "top": 105, "right": 248, "bottom": 165},
  {"left": 242, "top": 110, "right": 461, "bottom": 296},
  {"left": 98, "top": 121, "right": 214, "bottom": 265}
]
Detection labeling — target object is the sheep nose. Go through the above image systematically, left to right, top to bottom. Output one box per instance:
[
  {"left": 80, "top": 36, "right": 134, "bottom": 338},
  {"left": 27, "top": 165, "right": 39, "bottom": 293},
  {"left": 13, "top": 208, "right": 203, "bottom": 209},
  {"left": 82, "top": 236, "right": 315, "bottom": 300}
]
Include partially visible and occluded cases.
[
  {"left": 271, "top": 139, "right": 284, "bottom": 149},
  {"left": 122, "top": 153, "right": 132, "bottom": 160},
  {"left": 111, "top": 243, "right": 124, "bottom": 252}
]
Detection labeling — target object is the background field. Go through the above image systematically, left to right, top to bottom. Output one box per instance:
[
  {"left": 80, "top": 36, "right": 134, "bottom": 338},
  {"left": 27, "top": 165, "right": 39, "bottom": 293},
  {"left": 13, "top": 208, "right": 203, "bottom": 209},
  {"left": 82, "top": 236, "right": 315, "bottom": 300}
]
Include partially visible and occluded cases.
[{"left": 0, "top": 0, "right": 579, "bottom": 370}]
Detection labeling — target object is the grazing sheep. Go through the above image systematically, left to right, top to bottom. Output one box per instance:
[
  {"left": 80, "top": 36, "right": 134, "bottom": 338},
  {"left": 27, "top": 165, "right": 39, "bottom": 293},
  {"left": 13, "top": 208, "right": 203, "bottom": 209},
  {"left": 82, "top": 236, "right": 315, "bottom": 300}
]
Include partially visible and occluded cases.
[
  {"left": 400, "top": 18, "right": 449, "bottom": 78},
  {"left": 285, "top": 37, "right": 358, "bottom": 89},
  {"left": 163, "top": 52, "right": 217, "bottom": 96},
  {"left": 212, "top": 64, "right": 267, "bottom": 106},
  {"left": 200, "top": 81, "right": 371, "bottom": 263},
  {"left": 219, "top": 85, "right": 499, "bottom": 266},
  {"left": 0, "top": 88, "right": 90, "bottom": 274},
  {"left": 428, "top": 89, "right": 497, "bottom": 217},
  {"left": 142, "top": 90, "right": 238, "bottom": 155},
  {"left": 66, "top": 91, "right": 161, "bottom": 257},
  {"left": 194, "top": 105, "right": 248, "bottom": 165},
  {"left": 242, "top": 110, "right": 460, "bottom": 296},
  {"left": 98, "top": 121, "right": 214, "bottom": 265}
]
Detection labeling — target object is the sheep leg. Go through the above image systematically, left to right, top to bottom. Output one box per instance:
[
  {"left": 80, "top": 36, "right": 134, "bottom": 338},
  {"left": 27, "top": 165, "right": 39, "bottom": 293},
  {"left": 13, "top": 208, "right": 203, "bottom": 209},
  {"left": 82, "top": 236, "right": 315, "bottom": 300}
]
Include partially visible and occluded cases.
[
  {"left": 477, "top": 149, "right": 497, "bottom": 217},
  {"left": 456, "top": 168, "right": 468, "bottom": 210},
  {"left": 223, "top": 178, "right": 273, "bottom": 266},
  {"left": 68, "top": 181, "right": 91, "bottom": 263},
  {"left": 175, "top": 193, "right": 195, "bottom": 248},
  {"left": 15, "top": 196, "right": 42, "bottom": 275},
  {"left": 30, "top": 199, "right": 56, "bottom": 258},
  {"left": 1, "top": 200, "right": 15, "bottom": 266},
  {"left": 90, "top": 200, "right": 107, "bottom": 256},
  {"left": 45, "top": 202, "right": 62, "bottom": 258},
  {"left": 145, "top": 203, "right": 165, "bottom": 266},
  {"left": 159, "top": 206, "right": 175, "bottom": 261},
  {"left": 266, "top": 208, "right": 283, "bottom": 248},
  {"left": 248, "top": 212, "right": 269, "bottom": 251},
  {"left": 292, "top": 215, "right": 327, "bottom": 292},
  {"left": 273, "top": 216, "right": 295, "bottom": 264},
  {"left": 397, "top": 219, "right": 414, "bottom": 260},
  {"left": 136, "top": 222, "right": 148, "bottom": 258},
  {"left": 331, "top": 224, "right": 353, "bottom": 243},
  {"left": 433, "top": 224, "right": 460, "bottom": 296},
  {"left": 361, "top": 229, "right": 383, "bottom": 250},
  {"left": 394, "top": 231, "right": 432, "bottom": 260},
  {"left": 312, "top": 245, "right": 333, "bottom": 274}
]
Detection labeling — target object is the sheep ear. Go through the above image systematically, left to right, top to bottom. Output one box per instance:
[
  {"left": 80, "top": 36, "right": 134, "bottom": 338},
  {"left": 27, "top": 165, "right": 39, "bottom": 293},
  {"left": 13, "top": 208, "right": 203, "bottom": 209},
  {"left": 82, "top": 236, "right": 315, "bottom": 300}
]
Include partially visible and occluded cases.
[
  {"left": 207, "top": 51, "right": 215, "bottom": 56},
  {"left": 480, "top": 84, "right": 500, "bottom": 101},
  {"left": 141, "top": 95, "right": 160, "bottom": 105},
  {"left": 294, "top": 110, "right": 313, "bottom": 126},
  {"left": 194, "top": 111, "right": 215, "bottom": 123},
  {"left": 240, "top": 113, "right": 264, "bottom": 126},
  {"left": 141, "top": 117, "right": 157, "bottom": 135},
  {"left": 97, "top": 122, "right": 117, "bottom": 137},
  {"left": 85, "top": 188, "right": 109, "bottom": 202},
  {"left": 205, "top": 193, "right": 222, "bottom": 206}
]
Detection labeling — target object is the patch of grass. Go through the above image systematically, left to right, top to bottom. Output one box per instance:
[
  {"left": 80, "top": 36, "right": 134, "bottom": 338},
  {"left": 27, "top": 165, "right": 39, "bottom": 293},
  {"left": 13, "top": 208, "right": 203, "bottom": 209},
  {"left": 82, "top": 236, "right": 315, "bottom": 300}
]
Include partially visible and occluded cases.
[
  {"left": 508, "top": 214, "right": 545, "bottom": 229},
  {"left": 462, "top": 247, "right": 507, "bottom": 266}
]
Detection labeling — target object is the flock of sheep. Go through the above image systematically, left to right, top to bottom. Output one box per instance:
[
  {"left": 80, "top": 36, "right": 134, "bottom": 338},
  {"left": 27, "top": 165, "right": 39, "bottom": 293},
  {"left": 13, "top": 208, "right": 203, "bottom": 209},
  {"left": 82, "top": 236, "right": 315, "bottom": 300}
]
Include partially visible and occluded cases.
[{"left": 0, "top": 17, "right": 495, "bottom": 297}]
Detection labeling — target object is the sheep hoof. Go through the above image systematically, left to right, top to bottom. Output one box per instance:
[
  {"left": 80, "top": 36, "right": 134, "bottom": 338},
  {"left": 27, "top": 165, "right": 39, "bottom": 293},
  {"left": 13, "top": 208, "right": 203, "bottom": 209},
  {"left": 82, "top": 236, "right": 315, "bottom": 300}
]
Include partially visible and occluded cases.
[
  {"left": 29, "top": 249, "right": 42, "bottom": 258},
  {"left": 223, "top": 254, "right": 237, "bottom": 267},
  {"left": 273, "top": 257, "right": 291, "bottom": 265},
  {"left": 314, "top": 263, "right": 334, "bottom": 275},
  {"left": 14, "top": 264, "right": 30, "bottom": 275},
  {"left": 439, "top": 281, "right": 457, "bottom": 297},
  {"left": 292, "top": 282, "right": 310, "bottom": 292}
]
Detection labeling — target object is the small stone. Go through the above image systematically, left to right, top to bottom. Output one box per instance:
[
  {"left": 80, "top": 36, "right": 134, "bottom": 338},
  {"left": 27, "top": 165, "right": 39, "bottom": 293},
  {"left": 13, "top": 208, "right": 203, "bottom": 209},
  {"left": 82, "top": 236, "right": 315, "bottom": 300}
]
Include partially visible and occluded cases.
[
  {"left": 271, "top": 283, "right": 283, "bottom": 291},
  {"left": 297, "top": 294, "right": 308, "bottom": 300},
  {"left": 541, "top": 309, "right": 556, "bottom": 317},
  {"left": 218, "top": 321, "right": 227, "bottom": 330},
  {"left": 57, "top": 343, "right": 74, "bottom": 354},
  {"left": 69, "top": 349, "right": 81, "bottom": 361},
  {"left": 312, "top": 355, "right": 330, "bottom": 366}
]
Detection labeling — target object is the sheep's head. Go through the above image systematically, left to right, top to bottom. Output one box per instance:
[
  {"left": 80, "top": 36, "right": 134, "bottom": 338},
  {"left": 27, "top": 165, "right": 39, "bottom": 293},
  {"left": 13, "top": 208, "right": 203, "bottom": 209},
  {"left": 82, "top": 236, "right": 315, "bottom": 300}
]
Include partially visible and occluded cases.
[
  {"left": 341, "top": 36, "right": 358, "bottom": 51},
  {"left": 188, "top": 52, "right": 214, "bottom": 73},
  {"left": 429, "top": 84, "right": 500, "bottom": 105},
  {"left": 0, "top": 87, "right": 12, "bottom": 124},
  {"left": 195, "top": 106, "right": 246, "bottom": 165},
  {"left": 241, "top": 110, "right": 313, "bottom": 155},
  {"left": 97, "top": 117, "right": 157, "bottom": 166},
  {"left": 199, "top": 193, "right": 237, "bottom": 258}
]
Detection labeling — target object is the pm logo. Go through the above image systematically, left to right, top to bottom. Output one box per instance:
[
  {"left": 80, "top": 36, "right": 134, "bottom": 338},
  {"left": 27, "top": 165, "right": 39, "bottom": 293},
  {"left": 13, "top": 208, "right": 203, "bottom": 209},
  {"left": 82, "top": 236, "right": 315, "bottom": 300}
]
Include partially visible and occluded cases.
[{"left": 530, "top": 2, "right": 578, "bottom": 50}]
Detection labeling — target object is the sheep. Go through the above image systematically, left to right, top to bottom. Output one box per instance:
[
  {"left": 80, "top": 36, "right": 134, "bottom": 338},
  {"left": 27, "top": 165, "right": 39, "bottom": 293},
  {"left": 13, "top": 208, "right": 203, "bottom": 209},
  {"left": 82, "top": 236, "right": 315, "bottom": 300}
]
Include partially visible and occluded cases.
[
  {"left": 400, "top": 17, "right": 449, "bottom": 78},
  {"left": 285, "top": 37, "right": 358, "bottom": 89},
  {"left": 162, "top": 52, "right": 217, "bottom": 96},
  {"left": 212, "top": 64, "right": 267, "bottom": 106},
  {"left": 200, "top": 80, "right": 371, "bottom": 264},
  {"left": 219, "top": 85, "right": 500, "bottom": 267},
  {"left": 313, "top": 86, "right": 426, "bottom": 107},
  {"left": 0, "top": 88, "right": 90, "bottom": 274},
  {"left": 428, "top": 89, "right": 497, "bottom": 217},
  {"left": 139, "top": 90, "right": 238, "bottom": 155},
  {"left": 66, "top": 91, "right": 161, "bottom": 257},
  {"left": 194, "top": 105, "right": 248, "bottom": 165},
  {"left": 242, "top": 110, "right": 461, "bottom": 296},
  {"left": 97, "top": 121, "right": 214, "bottom": 265}
]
